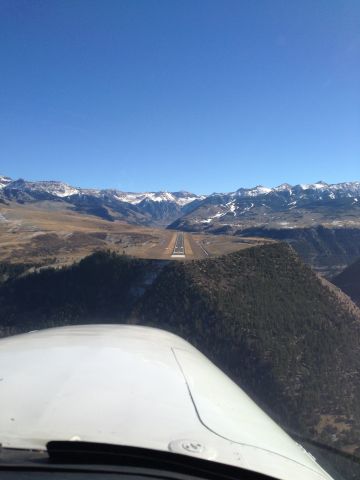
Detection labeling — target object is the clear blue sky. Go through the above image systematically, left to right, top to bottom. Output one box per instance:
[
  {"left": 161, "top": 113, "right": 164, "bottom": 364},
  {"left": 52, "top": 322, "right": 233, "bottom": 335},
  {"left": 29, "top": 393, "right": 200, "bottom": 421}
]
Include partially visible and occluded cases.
[{"left": 0, "top": 0, "right": 359, "bottom": 194}]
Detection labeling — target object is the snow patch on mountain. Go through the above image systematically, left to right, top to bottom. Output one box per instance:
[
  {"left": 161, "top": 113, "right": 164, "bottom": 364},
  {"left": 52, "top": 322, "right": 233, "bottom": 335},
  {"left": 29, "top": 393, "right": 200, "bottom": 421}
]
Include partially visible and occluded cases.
[{"left": 239, "top": 203, "right": 254, "bottom": 215}]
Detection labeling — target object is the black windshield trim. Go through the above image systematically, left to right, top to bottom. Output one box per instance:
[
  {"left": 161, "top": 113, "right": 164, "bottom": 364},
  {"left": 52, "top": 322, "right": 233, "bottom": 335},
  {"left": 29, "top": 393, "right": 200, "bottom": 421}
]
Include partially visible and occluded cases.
[{"left": 45, "top": 441, "right": 276, "bottom": 480}]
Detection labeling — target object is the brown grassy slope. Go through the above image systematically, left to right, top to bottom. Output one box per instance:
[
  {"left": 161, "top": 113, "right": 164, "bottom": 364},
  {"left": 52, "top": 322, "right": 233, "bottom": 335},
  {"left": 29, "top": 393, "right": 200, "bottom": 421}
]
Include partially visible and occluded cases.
[{"left": 0, "top": 201, "right": 270, "bottom": 266}]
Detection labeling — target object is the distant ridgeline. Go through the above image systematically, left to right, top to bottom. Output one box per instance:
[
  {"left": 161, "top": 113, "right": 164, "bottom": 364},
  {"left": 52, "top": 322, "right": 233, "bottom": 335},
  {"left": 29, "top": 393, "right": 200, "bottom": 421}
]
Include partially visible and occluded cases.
[
  {"left": 0, "top": 175, "right": 204, "bottom": 227},
  {"left": 1, "top": 244, "right": 360, "bottom": 480}
]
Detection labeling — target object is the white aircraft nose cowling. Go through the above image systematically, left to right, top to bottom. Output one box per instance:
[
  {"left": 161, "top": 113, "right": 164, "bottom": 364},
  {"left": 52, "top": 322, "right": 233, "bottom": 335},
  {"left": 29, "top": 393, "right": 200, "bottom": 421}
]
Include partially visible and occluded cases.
[{"left": 0, "top": 324, "right": 334, "bottom": 480}]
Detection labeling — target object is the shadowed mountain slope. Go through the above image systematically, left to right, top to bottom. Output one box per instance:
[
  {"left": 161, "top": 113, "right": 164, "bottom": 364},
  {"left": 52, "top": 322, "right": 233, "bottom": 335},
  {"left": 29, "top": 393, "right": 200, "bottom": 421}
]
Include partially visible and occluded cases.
[
  {"left": 235, "top": 226, "right": 360, "bottom": 278},
  {"left": 333, "top": 258, "right": 360, "bottom": 307}
]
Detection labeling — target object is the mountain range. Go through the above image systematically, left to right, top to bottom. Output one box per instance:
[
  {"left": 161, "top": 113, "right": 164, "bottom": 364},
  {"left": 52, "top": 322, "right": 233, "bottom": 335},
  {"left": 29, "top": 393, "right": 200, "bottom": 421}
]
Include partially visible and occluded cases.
[
  {"left": 0, "top": 176, "right": 204, "bottom": 226},
  {"left": 2, "top": 176, "right": 360, "bottom": 229},
  {"left": 169, "top": 181, "right": 360, "bottom": 232}
]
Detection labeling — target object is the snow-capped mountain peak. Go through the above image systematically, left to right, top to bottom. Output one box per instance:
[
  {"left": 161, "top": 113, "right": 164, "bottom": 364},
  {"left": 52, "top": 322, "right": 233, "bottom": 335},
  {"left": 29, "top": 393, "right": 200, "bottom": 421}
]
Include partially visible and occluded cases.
[
  {"left": 0, "top": 175, "right": 12, "bottom": 189},
  {"left": 5, "top": 179, "right": 80, "bottom": 197},
  {"left": 38, "top": 181, "right": 80, "bottom": 197},
  {"left": 299, "top": 181, "right": 328, "bottom": 190},
  {"left": 275, "top": 183, "right": 292, "bottom": 192},
  {"left": 235, "top": 185, "right": 272, "bottom": 197},
  {"left": 113, "top": 190, "right": 202, "bottom": 206}
]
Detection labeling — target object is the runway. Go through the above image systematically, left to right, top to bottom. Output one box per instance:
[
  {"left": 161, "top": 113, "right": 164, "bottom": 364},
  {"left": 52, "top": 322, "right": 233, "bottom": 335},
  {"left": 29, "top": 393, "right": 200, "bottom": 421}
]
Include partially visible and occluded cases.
[{"left": 171, "top": 232, "right": 185, "bottom": 257}]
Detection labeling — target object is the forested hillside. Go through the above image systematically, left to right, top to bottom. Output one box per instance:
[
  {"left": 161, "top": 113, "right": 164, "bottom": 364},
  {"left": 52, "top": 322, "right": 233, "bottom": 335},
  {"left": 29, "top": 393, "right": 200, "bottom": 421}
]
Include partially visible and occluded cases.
[
  {"left": 1, "top": 244, "right": 360, "bottom": 478},
  {"left": 135, "top": 245, "right": 360, "bottom": 449},
  {"left": 0, "top": 252, "right": 166, "bottom": 336}
]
